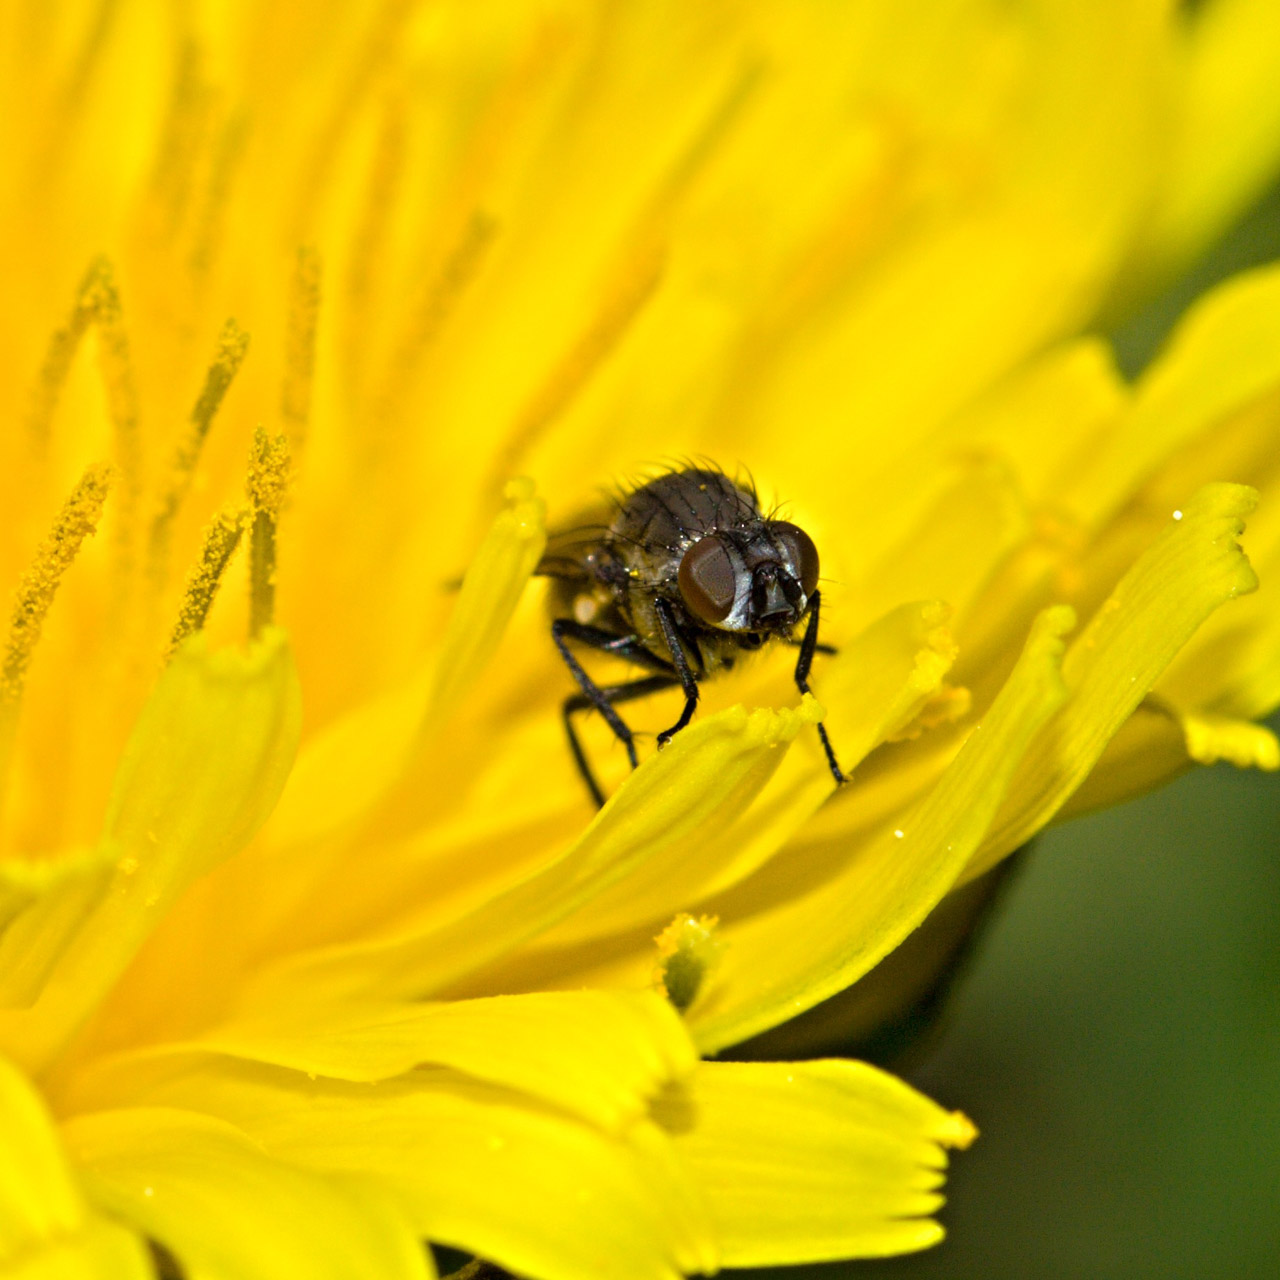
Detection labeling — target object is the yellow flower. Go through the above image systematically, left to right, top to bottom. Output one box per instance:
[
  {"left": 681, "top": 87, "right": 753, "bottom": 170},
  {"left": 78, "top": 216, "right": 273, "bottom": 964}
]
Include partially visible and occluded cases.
[{"left": 2, "top": 2, "right": 1279, "bottom": 1278}]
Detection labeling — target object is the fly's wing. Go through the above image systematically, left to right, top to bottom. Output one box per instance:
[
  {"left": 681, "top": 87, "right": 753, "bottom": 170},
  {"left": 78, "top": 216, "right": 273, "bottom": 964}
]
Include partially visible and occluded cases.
[{"left": 535, "top": 498, "right": 617, "bottom": 583}]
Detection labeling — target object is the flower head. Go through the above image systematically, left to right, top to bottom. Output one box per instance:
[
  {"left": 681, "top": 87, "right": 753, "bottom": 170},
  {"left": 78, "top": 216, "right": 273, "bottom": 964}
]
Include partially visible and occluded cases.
[{"left": 2, "top": 2, "right": 1279, "bottom": 1278}]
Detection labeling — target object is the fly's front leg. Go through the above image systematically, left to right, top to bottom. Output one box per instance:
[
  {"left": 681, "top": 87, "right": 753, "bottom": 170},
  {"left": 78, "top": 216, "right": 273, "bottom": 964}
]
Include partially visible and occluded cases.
[
  {"left": 794, "top": 590, "right": 845, "bottom": 785},
  {"left": 653, "top": 598, "right": 700, "bottom": 747}
]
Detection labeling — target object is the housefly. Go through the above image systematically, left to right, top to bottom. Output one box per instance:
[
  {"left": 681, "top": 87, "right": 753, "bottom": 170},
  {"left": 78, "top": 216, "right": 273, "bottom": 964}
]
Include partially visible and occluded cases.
[{"left": 537, "top": 466, "right": 845, "bottom": 807}]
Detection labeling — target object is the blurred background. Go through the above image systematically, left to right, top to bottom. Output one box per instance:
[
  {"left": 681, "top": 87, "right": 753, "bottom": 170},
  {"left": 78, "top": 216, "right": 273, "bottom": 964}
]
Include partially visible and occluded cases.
[{"left": 744, "top": 177, "right": 1280, "bottom": 1280}]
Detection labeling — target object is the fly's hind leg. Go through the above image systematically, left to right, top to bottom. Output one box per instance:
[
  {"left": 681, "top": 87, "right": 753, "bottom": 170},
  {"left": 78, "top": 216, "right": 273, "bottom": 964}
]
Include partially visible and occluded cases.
[
  {"left": 793, "top": 589, "right": 845, "bottom": 786},
  {"left": 551, "top": 619, "right": 677, "bottom": 807},
  {"left": 562, "top": 675, "right": 681, "bottom": 808}
]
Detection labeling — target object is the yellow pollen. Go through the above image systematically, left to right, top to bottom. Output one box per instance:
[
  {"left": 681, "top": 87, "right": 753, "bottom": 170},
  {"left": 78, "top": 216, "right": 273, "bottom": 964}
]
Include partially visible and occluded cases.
[
  {"left": 282, "top": 245, "right": 322, "bottom": 458},
  {"left": 26, "top": 258, "right": 141, "bottom": 485},
  {"left": 85, "top": 262, "right": 142, "bottom": 480},
  {"left": 26, "top": 264, "right": 97, "bottom": 447},
  {"left": 147, "top": 318, "right": 250, "bottom": 585},
  {"left": 247, "top": 427, "right": 291, "bottom": 637},
  {"left": 0, "top": 464, "right": 113, "bottom": 791},
  {"left": 166, "top": 504, "right": 250, "bottom": 658},
  {"left": 654, "top": 913, "right": 725, "bottom": 1014}
]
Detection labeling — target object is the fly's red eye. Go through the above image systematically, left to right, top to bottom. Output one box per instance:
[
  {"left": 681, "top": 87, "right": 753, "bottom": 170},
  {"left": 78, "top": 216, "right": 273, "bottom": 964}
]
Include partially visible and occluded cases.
[
  {"left": 770, "top": 522, "right": 820, "bottom": 597},
  {"left": 678, "top": 535, "right": 738, "bottom": 625}
]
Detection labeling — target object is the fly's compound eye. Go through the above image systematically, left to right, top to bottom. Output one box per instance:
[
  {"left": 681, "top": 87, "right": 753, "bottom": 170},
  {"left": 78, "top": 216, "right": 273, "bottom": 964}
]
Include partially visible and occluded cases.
[
  {"left": 769, "top": 522, "right": 820, "bottom": 598},
  {"left": 678, "top": 534, "right": 740, "bottom": 625}
]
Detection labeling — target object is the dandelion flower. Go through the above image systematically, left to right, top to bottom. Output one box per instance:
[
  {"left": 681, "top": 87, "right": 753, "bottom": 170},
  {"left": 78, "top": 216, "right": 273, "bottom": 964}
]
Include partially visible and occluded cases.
[{"left": 2, "top": 3, "right": 1279, "bottom": 1278}]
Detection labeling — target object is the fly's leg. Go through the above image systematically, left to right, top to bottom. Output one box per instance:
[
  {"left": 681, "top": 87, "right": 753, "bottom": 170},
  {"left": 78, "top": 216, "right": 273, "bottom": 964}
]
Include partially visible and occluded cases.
[
  {"left": 794, "top": 589, "right": 845, "bottom": 785},
  {"left": 653, "top": 597, "right": 701, "bottom": 747},
  {"left": 551, "top": 619, "right": 677, "bottom": 807},
  {"left": 786, "top": 637, "right": 837, "bottom": 655},
  {"left": 563, "top": 675, "right": 681, "bottom": 808}
]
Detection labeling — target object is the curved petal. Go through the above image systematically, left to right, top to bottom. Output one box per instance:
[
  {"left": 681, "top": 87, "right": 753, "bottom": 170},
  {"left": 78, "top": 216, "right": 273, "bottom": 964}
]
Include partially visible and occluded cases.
[
  {"left": 1137, "top": 0, "right": 1280, "bottom": 285},
  {"left": 1087, "top": 265, "right": 1280, "bottom": 525},
  {"left": 266, "top": 478, "right": 546, "bottom": 855},
  {"left": 970, "top": 481, "right": 1259, "bottom": 875},
  {"left": 539, "top": 600, "right": 958, "bottom": 944},
  {"left": 686, "top": 605, "right": 1073, "bottom": 1052},
  {"left": 0, "top": 630, "right": 301, "bottom": 1076},
  {"left": 243, "top": 700, "right": 816, "bottom": 1007},
  {"left": 0, "top": 846, "right": 116, "bottom": 1008},
  {"left": 64, "top": 990, "right": 696, "bottom": 1135},
  {"left": 0, "top": 1055, "right": 151, "bottom": 1280},
  {"left": 86, "top": 1059, "right": 719, "bottom": 1280},
  {"left": 655, "top": 1059, "right": 975, "bottom": 1266},
  {"left": 64, "top": 1107, "right": 433, "bottom": 1280}
]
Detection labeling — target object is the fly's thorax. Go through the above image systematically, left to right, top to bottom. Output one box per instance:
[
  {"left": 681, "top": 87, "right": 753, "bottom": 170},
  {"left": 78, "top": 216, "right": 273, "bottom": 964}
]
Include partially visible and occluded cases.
[{"left": 609, "top": 468, "right": 762, "bottom": 555}]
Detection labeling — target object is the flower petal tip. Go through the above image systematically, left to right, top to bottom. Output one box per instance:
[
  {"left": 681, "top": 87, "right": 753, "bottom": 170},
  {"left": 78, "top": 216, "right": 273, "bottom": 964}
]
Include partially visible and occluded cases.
[
  {"left": 501, "top": 475, "right": 547, "bottom": 539},
  {"left": 1182, "top": 711, "right": 1280, "bottom": 770},
  {"left": 940, "top": 1110, "right": 979, "bottom": 1151}
]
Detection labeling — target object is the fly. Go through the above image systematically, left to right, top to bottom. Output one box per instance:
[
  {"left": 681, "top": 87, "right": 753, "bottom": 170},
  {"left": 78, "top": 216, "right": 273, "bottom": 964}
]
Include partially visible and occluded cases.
[{"left": 537, "top": 466, "right": 845, "bottom": 807}]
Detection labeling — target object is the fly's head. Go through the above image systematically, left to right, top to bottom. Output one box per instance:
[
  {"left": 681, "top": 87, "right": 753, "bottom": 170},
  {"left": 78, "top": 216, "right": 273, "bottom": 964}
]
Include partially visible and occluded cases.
[{"left": 676, "top": 520, "right": 820, "bottom": 641}]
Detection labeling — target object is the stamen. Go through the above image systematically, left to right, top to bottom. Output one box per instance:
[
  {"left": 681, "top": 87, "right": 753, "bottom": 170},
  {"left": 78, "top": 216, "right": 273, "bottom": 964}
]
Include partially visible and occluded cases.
[
  {"left": 33, "top": 0, "right": 121, "bottom": 181},
  {"left": 59, "top": 0, "right": 121, "bottom": 118},
  {"left": 290, "top": 0, "right": 417, "bottom": 236},
  {"left": 144, "top": 41, "right": 215, "bottom": 241},
  {"left": 646, "top": 59, "right": 762, "bottom": 224},
  {"left": 343, "top": 94, "right": 406, "bottom": 386},
  {"left": 187, "top": 112, "right": 248, "bottom": 281},
  {"left": 372, "top": 211, "right": 498, "bottom": 424},
  {"left": 282, "top": 245, "right": 322, "bottom": 458},
  {"left": 487, "top": 245, "right": 664, "bottom": 495},
  {"left": 26, "top": 259, "right": 101, "bottom": 446},
  {"left": 27, "top": 259, "right": 142, "bottom": 548},
  {"left": 83, "top": 261, "right": 143, "bottom": 550},
  {"left": 147, "top": 319, "right": 250, "bottom": 585},
  {"left": 246, "top": 428, "right": 291, "bottom": 637},
  {"left": 0, "top": 465, "right": 113, "bottom": 789},
  {"left": 166, "top": 504, "right": 249, "bottom": 658},
  {"left": 653, "top": 913, "right": 725, "bottom": 1014}
]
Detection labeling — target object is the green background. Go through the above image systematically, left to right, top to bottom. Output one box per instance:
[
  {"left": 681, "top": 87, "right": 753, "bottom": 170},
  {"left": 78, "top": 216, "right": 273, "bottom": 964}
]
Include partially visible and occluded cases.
[{"left": 745, "top": 180, "right": 1280, "bottom": 1280}]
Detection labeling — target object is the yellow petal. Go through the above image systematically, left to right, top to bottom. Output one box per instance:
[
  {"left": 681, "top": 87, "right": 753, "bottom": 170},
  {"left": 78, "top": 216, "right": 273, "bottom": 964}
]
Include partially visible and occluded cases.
[
  {"left": 1138, "top": 0, "right": 1280, "bottom": 285},
  {"left": 1086, "top": 266, "right": 1280, "bottom": 525},
  {"left": 929, "top": 337, "right": 1128, "bottom": 524},
  {"left": 855, "top": 462, "right": 1033, "bottom": 625},
  {"left": 265, "top": 477, "right": 545, "bottom": 855},
  {"left": 971, "top": 482, "right": 1259, "bottom": 875},
  {"left": 1156, "top": 493, "right": 1280, "bottom": 723},
  {"left": 539, "top": 600, "right": 957, "bottom": 945},
  {"left": 687, "top": 605, "right": 1072, "bottom": 1053},
  {"left": 0, "top": 630, "right": 301, "bottom": 1076},
  {"left": 245, "top": 701, "right": 814, "bottom": 1007},
  {"left": 1053, "top": 703, "right": 1190, "bottom": 819},
  {"left": 1169, "top": 706, "right": 1279, "bottom": 770},
  {"left": 0, "top": 847, "right": 116, "bottom": 1005},
  {"left": 68, "top": 990, "right": 696, "bottom": 1135},
  {"left": 0, "top": 1055, "right": 151, "bottom": 1280},
  {"left": 655, "top": 1059, "right": 975, "bottom": 1265},
  {"left": 96, "top": 1060, "right": 717, "bottom": 1280},
  {"left": 64, "top": 1107, "right": 433, "bottom": 1280}
]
